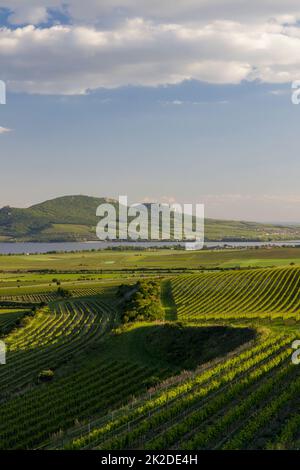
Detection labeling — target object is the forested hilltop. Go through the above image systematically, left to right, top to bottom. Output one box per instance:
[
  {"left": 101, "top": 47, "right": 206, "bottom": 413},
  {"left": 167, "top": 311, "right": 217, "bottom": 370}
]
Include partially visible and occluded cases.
[{"left": 0, "top": 194, "right": 300, "bottom": 242}]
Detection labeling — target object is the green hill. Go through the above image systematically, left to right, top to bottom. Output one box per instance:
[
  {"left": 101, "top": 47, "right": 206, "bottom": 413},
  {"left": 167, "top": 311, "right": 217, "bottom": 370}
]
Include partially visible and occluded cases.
[
  {"left": 0, "top": 195, "right": 300, "bottom": 242},
  {"left": 0, "top": 195, "right": 110, "bottom": 242}
]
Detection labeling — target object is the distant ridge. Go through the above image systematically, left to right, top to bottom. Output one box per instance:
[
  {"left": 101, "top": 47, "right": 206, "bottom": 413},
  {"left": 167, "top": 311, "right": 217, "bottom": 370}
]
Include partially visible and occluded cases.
[{"left": 1, "top": 194, "right": 300, "bottom": 242}]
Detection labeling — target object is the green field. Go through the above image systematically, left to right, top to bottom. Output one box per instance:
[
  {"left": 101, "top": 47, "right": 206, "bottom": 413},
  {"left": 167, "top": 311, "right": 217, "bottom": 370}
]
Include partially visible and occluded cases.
[
  {"left": 1, "top": 246, "right": 300, "bottom": 273},
  {"left": 0, "top": 247, "right": 300, "bottom": 450}
]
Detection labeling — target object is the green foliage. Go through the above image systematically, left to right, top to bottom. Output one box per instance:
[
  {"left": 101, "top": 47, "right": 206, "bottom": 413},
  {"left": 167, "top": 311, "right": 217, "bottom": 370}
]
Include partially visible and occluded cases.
[
  {"left": 0, "top": 195, "right": 114, "bottom": 241},
  {"left": 121, "top": 280, "right": 164, "bottom": 323},
  {"left": 56, "top": 286, "right": 71, "bottom": 298},
  {"left": 38, "top": 369, "right": 55, "bottom": 383}
]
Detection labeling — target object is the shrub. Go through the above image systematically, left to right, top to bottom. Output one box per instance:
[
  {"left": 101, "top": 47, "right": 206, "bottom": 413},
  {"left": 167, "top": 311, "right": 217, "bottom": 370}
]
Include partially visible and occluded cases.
[
  {"left": 121, "top": 280, "right": 164, "bottom": 324},
  {"left": 57, "top": 287, "right": 71, "bottom": 298},
  {"left": 38, "top": 369, "right": 54, "bottom": 383}
]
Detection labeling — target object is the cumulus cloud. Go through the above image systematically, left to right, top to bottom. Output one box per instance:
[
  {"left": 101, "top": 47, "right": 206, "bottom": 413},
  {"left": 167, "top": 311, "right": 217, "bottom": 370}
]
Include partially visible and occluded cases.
[
  {"left": 1, "top": 2, "right": 300, "bottom": 93},
  {"left": 0, "top": 126, "right": 12, "bottom": 134}
]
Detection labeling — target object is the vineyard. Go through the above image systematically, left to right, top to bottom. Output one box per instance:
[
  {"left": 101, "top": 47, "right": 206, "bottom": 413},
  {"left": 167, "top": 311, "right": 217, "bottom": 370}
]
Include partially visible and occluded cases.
[
  {"left": 0, "top": 263, "right": 299, "bottom": 449},
  {"left": 172, "top": 267, "right": 300, "bottom": 321},
  {"left": 0, "top": 285, "right": 107, "bottom": 304},
  {"left": 0, "top": 308, "right": 29, "bottom": 336}
]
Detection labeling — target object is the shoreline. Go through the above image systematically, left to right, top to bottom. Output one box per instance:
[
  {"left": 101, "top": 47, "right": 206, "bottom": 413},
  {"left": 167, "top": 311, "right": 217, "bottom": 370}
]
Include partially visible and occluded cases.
[{"left": 0, "top": 239, "right": 300, "bottom": 256}]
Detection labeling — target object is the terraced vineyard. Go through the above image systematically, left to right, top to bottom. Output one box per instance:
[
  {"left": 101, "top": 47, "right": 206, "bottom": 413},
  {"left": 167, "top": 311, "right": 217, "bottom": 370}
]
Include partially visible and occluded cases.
[
  {"left": 0, "top": 264, "right": 300, "bottom": 450},
  {"left": 172, "top": 266, "right": 300, "bottom": 321},
  {"left": 0, "top": 285, "right": 106, "bottom": 304},
  {"left": 0, "top": 285, "right": 174, "bottom": 449},
  {"left": 0, "top": 292, "right": 59, "bottom": 303},
  {"left": 0, "top": 308, "right": 30, "bottom": 336},
  {"left": 60, "top": 331, "right": 297, "bottom": 450}
]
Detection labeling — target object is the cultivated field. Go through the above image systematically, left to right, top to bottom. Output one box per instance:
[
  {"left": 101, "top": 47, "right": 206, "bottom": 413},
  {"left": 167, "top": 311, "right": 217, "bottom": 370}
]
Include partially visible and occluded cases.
[
  {"left": 0, "top": 246, "right": 300, "bottom": 273},
  {"left": 0, "top": 247, "right": 299, "bottom": 450}
]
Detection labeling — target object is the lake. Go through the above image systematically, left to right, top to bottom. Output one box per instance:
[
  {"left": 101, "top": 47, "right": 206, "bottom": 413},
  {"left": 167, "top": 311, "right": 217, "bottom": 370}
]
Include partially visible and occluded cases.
[{"left": 1, "top": 240, "right": 300, "bottom": 254}]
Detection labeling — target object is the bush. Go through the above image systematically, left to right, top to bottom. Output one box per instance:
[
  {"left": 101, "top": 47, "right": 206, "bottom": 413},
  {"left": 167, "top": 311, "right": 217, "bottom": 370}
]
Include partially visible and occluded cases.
[
  {"left": 121, "top": 280, "right": 164, "bottom": 324},
  {"left": 57, "top": 287, "right": 71, "bottom": 298},
  {"left": 38, "top": 369, "right": 54, "bottom": 383},
  {"left": 142, "top": 375, "right": 160, "bottom": 389}
]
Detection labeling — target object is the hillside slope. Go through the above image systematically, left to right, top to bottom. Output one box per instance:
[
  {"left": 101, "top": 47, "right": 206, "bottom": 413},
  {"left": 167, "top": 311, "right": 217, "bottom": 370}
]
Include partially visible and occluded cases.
[
  {"left": 0, "top": 195, "right": 300, "bottom": 242},
  {"left": 0, "top": 195, "right": 112, "bottom": 242}
]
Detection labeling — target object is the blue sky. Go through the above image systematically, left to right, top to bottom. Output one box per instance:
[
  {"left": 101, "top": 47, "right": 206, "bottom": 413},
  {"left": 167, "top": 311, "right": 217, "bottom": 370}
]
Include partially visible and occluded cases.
[{"left": 1, "top": 1, "right": 300, "bottom": 222}]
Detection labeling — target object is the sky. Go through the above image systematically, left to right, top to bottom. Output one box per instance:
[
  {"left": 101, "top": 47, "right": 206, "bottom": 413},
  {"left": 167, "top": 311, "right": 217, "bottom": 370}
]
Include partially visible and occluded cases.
[{"left": 1, "top": 1, "right": 300, "bottom": 222}]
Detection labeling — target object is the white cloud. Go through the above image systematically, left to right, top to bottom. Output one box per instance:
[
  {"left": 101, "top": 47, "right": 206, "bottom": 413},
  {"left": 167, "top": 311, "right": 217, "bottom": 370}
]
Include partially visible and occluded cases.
[
  {"left": 2, "top": 3, "right": 300, "bottom": 93},
  {"left": 160, "top": 99, "right": 229, "bottom": 106},
  {"left": 160, "top": 100, "right": 184, "bottom": 106},
  {"left": 0, "top": 126, "right": 12, "bottom": 134}
]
